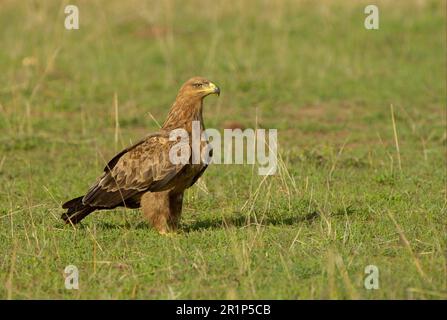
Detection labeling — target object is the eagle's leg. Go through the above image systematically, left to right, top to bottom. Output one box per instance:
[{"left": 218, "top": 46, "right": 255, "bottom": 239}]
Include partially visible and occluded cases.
[
  {"left": 141, "top": 190, "right": 184, "bottom": 234},
  {"left": 141, "top": 191, "right": 170, "bottom": 234},
  {"left": 167, "top": 191, "right": 184, "bottom": 231}
]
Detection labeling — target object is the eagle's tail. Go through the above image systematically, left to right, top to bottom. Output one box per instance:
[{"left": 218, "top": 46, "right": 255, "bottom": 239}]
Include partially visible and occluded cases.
[{"left": 61, "top": 196, "right": 96, "bottom": 224}]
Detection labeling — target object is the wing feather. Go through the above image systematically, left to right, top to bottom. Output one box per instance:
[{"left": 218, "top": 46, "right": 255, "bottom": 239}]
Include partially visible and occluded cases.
[{"left": 82, "top": 131, "right": 185, "bottom": 207}]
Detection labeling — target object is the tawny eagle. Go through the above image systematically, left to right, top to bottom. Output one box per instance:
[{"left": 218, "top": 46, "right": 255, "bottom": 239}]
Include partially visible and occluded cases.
[{"left": 61, "top": 77, "right": 220, "bottom": 233}]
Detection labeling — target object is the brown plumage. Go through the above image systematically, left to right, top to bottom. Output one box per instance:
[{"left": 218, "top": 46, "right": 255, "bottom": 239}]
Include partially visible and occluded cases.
[{"left": 62, "top": 77, "right": 220, "bottom": 233}]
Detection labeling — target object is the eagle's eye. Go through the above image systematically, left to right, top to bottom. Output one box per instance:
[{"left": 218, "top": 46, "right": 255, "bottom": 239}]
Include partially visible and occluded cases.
[{"left": 192, "top": 83, "right": 203, "bottom": 88}]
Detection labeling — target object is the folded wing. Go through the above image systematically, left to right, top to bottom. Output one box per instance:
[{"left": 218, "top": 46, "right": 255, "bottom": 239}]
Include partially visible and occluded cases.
[{"left": 82, "top": 132, "right": 185, "bottom": 208}]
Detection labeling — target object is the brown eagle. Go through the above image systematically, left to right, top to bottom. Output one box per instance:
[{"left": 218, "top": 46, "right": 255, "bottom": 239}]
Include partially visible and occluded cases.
[{"left": 61, "top": 77, "right": 220, "bottom": 234}]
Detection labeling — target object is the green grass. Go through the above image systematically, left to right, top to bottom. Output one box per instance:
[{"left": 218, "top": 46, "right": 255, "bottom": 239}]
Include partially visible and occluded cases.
[{"left": 0, "top": 0, "right": 445, "bottom": 299}]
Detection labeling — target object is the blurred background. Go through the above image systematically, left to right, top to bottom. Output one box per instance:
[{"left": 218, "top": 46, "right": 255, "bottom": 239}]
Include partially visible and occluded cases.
[{"left": 0, "top": 0, "right": 445, "bottom": 299}]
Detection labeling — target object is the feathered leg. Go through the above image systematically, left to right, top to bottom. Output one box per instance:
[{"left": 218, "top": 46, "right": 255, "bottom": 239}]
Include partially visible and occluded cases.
[
  {"left": 141, "top": 191, "right": 184, "bottom": 234},
  {"left": 168, "top": 192, "right": 183, "bottom": 230}
]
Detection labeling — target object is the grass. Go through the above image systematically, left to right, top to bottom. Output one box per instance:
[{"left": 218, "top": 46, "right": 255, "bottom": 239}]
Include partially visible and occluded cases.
[{"left": 0, "top": 0, "right": 446, "bottom": 299}]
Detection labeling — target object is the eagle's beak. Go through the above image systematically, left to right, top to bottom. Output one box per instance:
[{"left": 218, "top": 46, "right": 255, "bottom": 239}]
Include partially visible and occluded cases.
[{"left": 207, "top": 82, "right": 220, "bottom": 96}]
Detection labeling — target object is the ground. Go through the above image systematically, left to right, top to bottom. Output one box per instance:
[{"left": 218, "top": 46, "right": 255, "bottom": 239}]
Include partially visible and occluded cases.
[{"left": 0, "top": 0, "right": 445, "bottom": 299}]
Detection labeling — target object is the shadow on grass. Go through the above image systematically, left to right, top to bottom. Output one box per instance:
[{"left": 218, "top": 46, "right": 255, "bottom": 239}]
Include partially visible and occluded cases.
[
  {"left": 184, "top": 205, "right": 359, "bottom": 232},
  {"left": 80, "top": 206, "right": 357, "bottom": 232},
  {"left": 182, "top": 210, "right": 321, "bottom": 232},
  {"left": 84, "top": 211, "right": 319, "bottom": 232},
  {"left": 93, "top": 221, "right": 152, "bottom": 230}
]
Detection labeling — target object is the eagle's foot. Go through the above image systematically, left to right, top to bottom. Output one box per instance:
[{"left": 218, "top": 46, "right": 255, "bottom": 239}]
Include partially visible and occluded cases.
[{"left": 157, "top": 228, "right": 177, "bottom": 236}]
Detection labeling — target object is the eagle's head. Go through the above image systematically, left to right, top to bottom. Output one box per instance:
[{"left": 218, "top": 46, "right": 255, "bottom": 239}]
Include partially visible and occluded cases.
[
  {"left": 162, "top": 77, "right": 220, "bottom": 129},
  {"left": 178, "top": 77, "right": 220, "bottom": 99}
]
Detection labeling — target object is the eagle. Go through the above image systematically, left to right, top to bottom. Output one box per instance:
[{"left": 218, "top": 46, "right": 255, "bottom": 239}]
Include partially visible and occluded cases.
[{"left": 61, "top": 77, "right": 220, "bottom": 234}]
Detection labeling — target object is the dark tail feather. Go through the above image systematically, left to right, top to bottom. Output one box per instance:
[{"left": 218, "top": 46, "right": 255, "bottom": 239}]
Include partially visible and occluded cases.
[{"left": 61, "top": 196, "right": 96, "bottom": 224}]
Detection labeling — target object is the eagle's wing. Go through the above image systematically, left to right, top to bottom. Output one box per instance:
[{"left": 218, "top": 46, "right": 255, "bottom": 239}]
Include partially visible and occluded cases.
[{"left": 82, "top": 132, "right": 185, "bottom": 208}]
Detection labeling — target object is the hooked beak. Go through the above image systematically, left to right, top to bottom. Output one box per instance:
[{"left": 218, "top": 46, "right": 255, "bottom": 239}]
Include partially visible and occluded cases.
[{"left": 206, "top": 82, "right": 220, "bottom": 96}]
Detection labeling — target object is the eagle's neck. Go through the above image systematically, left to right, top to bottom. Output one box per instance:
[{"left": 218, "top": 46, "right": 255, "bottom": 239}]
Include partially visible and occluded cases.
[{"left": 162, "top": 95, "right": 204, "bottom": 131}]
